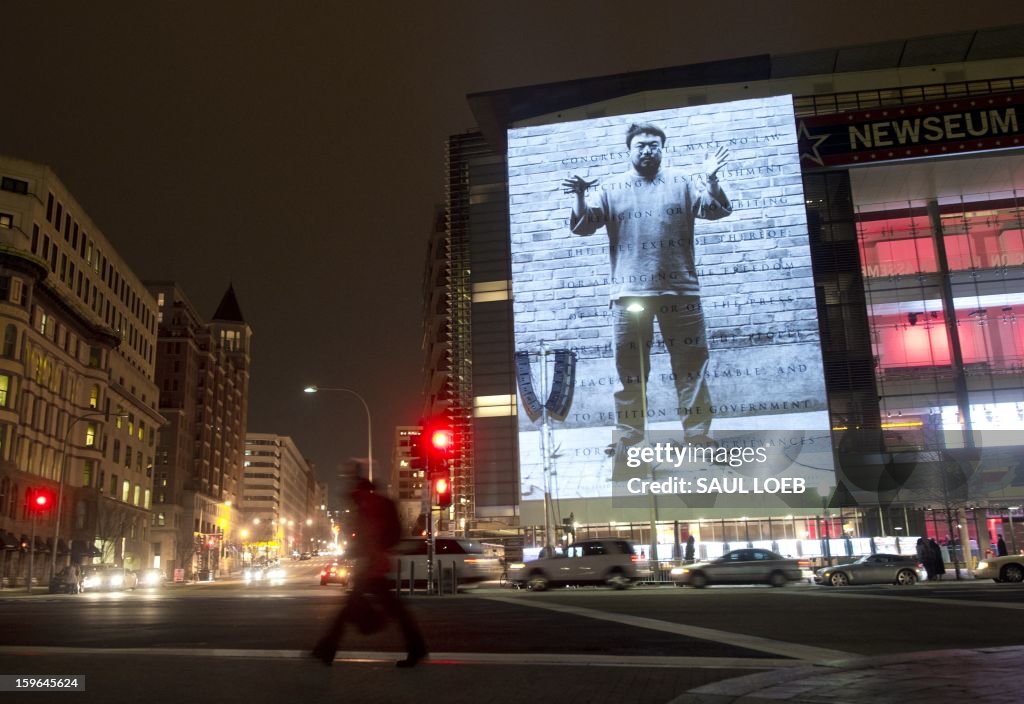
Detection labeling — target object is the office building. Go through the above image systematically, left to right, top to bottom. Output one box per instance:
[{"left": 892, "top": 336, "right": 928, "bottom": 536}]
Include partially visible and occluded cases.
[
  {"left": 429, "top": 25, "right": 1024, "bottom": 563},
  {"left": 0, "top": 154, "right": 163, "bottom": 585},
  {"left": 148, "top": 282, "right": 251, "bottom": 578}
]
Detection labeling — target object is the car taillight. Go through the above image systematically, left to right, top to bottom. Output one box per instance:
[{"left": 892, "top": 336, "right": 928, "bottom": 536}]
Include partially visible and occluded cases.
[
  {"left": 631, "top": 554, "right": 638, "bottom": 562},
  {"left": 798, "top": 560, "right": 811, "bottom": 569},
  {"left": 320, "top": 570, "right": 327, "bottom": 577}
]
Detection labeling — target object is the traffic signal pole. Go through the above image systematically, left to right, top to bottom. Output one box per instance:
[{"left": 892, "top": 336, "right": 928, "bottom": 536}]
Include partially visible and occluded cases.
[
  {"left": 426, "top": 445, "right": 435, "bottom": 595},
  {"left": 27, "top": 510, "right": 38, "bottom": 593}
]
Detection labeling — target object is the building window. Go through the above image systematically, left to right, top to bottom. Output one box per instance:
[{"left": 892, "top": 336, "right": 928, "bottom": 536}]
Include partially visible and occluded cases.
[
  {"left": 0, "top": 177, "right": 28, "bottom": 194},
  {"left": 0, "top": 213, "right": 12, "bottom": 229},
  {"left": 38, "top": 312, "right": 51, "bottom": 337},
  {"left": 1, "top": 325, "right": 16, "bottom": 358},
  {"left": 0, "top": 375, "right": 9, "bottom": 408},
  {"left": 88, "top": 384, "right": 100, "bottom": 409},
  {"left": 474, "top": 394, "right": 517, "bottom": 418},
  {"left": 85, "top": 423, "right": 97, "bottom": 447},
  {"left": 113, "top": 440, "right": 120, "bottom": 463},
  {"left": 83, "top": 460, "right": 94, "bottom": 488},
  {"left": 110, "top": 473, "right": 118, "bottom": 496},
  {"left": 121, "top": 480, "right": 130, "bottom": 502},
  {"left": 133, "top": 484, "right": 141, "bottom": 506},
  {"left": 144, "top": 489, "right": 151, "bottom": 510}
]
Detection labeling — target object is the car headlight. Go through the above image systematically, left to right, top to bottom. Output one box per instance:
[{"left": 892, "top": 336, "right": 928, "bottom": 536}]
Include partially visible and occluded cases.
[
  {"left": 977, "top": 561, "right": 989, "bottom": 570},
  {"left": 509, "top": 563, "right": 525, "bottom": 571},
  {"left": 669, "top": 567, "right": 684, "bottom": 576},
  {"left": 109, "top": 575, "right": 123, "bottom": 587}
]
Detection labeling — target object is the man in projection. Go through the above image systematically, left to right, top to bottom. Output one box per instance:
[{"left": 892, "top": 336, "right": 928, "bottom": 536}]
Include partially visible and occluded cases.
[{"left": 563, "top": 122, "right": 732, "bottom": 475}]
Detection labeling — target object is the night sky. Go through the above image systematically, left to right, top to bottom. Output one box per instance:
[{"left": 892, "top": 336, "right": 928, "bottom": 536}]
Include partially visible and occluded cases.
[{"left": 3, "top": 3, "right": 1022, "bottom": 495}]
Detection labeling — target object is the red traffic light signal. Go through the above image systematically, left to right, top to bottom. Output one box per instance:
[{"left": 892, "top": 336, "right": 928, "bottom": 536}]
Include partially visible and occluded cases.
[
  {"left": 419, "top": 416, "right": 455, "bottom": 471},
  {"left": 430, "top": 428, "right": 452, "bottom": 452},
  {"left": 434, "top": 473, "right": 452, "bottom": 509},
  {"left": 28, "top": 488, "right": 55, "bottom": 513}
]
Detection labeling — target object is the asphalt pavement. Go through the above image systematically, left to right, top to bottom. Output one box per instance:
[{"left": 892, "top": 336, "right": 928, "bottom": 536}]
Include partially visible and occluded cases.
[{"left": 1, "top": 564, "right": 1022, "bottom": 703}]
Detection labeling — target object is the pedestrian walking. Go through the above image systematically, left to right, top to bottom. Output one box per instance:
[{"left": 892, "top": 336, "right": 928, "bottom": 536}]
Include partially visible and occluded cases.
[
  {"left": 311, "top": 477, "right": 428, "bottom": 668},
  {"left": 997, "top": 534, "right": 1008, "bottom": 557},
  {"left": 916, "top": 538, "right": 935, "bottom": 580},
  {"left": 929, "top": 538, "right": 946, "bottom": 580}
]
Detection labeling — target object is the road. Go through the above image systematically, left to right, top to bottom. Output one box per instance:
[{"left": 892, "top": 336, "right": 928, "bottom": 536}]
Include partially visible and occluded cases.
[{"left": 1, "top": 557, "right": 1022, "bottom": 703}]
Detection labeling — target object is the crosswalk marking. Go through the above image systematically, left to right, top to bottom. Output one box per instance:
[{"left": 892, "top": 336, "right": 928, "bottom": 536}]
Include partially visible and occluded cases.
[{"left": 479, "top": 595, "right": 852, "bottom": 664}]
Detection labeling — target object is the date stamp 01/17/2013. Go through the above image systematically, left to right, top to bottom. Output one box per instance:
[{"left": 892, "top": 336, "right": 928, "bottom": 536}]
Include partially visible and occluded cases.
[{"left": 0, "top": 676, "right": 86, "bottom": 691}]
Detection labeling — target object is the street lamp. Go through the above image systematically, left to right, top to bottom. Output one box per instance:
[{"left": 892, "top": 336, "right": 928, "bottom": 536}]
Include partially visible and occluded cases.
[
  {"left": 625, "top": 302, "right": 660, "bottom": 567},
  {"left": 303, "top": 385, "right": 374, "bottom": 482},
  {"left": 51, "top": 410, "right": 126, "bottom": 578}
]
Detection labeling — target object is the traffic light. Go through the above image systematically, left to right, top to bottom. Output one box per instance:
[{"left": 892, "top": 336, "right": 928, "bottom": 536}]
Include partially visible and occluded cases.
[
  {"left": 418, "top": 416, "right": 454, "bottom": 473},
  {"left": 424, "top": 417, "right": 453, "bottom": 468},
  {"left": 430, "top": 427, "right": 452, "bottom": 453},
  {"left": 433, "top": 473, "right": 452, "bottom": 509},
  {"left": 28, "top": 487, "right": 55, "bottom": 514}
]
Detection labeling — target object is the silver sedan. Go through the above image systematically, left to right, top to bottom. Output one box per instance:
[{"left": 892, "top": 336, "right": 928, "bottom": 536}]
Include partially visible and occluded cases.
[
  {"left": 670, "top": 549, "right": 805, "bottom": 588},
  {"left": 814, "top": 554, "right": 926, "bottom": 586}
]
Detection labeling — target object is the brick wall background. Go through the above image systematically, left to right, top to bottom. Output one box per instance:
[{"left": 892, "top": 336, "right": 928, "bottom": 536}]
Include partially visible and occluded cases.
[{"left": 509, "top": 95, "right": 827, "bottom": 435}]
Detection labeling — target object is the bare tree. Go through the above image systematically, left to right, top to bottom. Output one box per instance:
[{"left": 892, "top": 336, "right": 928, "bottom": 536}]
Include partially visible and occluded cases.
[{"left": 93, "top": 500, "right": 133, "bottom": 565}]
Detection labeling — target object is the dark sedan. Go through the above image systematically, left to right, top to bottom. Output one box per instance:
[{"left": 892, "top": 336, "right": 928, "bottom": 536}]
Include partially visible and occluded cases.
[
  {"left": 670, "top": 548, "right": 805, "bottom": 588},
  {"left": 814, "top": 553, "right": 927, "bottom": 586},
  {"left": 319, "top": 561, "right": 351, "bottom": 586}
]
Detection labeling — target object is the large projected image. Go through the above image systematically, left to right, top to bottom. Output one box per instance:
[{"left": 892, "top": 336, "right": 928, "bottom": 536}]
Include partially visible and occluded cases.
[{"left": 508, "top": 96, "right": 835, "bottom": 516}]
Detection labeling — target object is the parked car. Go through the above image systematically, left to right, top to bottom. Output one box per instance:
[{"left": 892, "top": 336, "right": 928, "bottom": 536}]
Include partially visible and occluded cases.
[
  {"left": 392, "top": 538, "right": 502, "bottom": 588},
  {"left": 508, "top": 539, "right": 638, "bottom": 591},
  {"left": 671, "top": 548, "right": 804, "bottom": 588},
  {"left": 814, "top": 553, "right": 927, "bottom": 586},
  {"left": 974, "top": 554, "right": 1024, "bottom": 583},
  {"left": 319, "top": 561, "right": 351, "bottom": 586},
  {"left": 48, "top": 565, "right": 83, "bottom": 594},
  {"left": 81, "top": 565, "right": 138, "bottom": 592},
  {"left": 136, "top": 568, "right": 165, "bottom": 588}
]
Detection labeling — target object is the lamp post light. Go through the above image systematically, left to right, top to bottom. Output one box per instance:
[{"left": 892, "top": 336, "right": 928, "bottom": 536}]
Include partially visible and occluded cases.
[
  {"left": 625, "top": 302, "right": 660, "bottom": 568},
  {"left": 303, "top": 386, "right": 374, "bottom": 482},
  {"left": 51, "top": 410, "right": 126, "bottom": 579}
]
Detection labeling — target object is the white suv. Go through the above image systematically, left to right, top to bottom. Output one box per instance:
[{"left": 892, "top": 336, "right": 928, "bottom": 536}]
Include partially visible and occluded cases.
[
  {"left": 391, "top": 538, "right": 501, "bottom": 587},
  {"left": 509, "top": 539, "right": 638, "bottom": 591}
]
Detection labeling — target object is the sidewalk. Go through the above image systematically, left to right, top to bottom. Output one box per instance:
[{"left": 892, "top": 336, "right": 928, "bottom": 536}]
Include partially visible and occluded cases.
[
  {"left": 670, "top": 645, "right": 1023, "bottom": 704},
  {"left": 2, "top": 646, "right": 1020, "bottom": 704}
]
